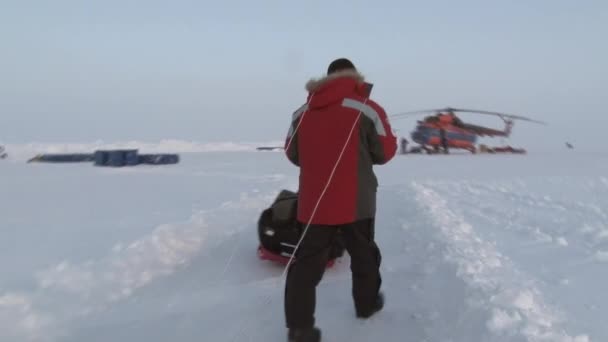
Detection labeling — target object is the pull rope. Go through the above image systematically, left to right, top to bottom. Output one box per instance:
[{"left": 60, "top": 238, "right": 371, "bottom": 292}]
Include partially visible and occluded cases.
[
  {"left": 231, "top": 97, "right": 368, "bottom": 341},
  {"left": 280, "top": 101, "right": 367, "bottom": 278}
]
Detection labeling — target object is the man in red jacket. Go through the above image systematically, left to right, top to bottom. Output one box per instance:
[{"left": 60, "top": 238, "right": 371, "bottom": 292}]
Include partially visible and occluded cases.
[{"left": 284, "top": 58, "right": 397, "bottom": 342}]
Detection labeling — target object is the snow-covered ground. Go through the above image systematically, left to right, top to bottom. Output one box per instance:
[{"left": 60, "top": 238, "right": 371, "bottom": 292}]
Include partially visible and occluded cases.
[{"left": 1, "top": 143, "right": 606, "bottom": 342}]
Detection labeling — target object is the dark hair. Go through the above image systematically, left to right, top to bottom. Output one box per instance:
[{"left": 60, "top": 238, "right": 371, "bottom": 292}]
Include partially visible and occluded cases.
[{"left": 327, "top": 58, "right": 356, "bottom": 75}]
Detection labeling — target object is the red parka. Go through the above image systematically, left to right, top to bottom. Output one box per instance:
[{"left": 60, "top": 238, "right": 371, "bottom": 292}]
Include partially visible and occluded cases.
[{"left": 285, "top": 70, "right": 397, "bottom": 225}]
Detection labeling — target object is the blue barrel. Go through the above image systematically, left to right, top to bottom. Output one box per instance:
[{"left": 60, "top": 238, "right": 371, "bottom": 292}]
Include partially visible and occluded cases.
[
  {"left": 94, "top": 150, "right": 139, "bottom": 167},
  {"left": 106, "top": 150, "right": 126, "bottom": 167},
  {"left": 124, "top": 150, "right": 139, "bottom": 166},
  {"left": 94, "top": 151, "right": 108, "bottom": 166}
]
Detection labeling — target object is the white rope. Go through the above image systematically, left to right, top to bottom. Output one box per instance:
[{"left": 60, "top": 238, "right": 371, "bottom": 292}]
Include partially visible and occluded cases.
[
  {"left": 220, "top": 96, "right": 315, "bottom": 289},
  {"left": 231, "top": 96, "right": 368, "bottom": 341},
  {"left": 280, "top": 102, "right": 366, "bottom": 278},
  {"left": 217, "top": 234, "right": 242, "bottom": 283}
]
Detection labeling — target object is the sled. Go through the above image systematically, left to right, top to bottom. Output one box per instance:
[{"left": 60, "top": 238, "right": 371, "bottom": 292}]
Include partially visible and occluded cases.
[
  {"left": 257, "top": 189, "right": 344, "bottom": 268},
  {"left": 257, "top": 245, "right": 336, "bottom": 268}
]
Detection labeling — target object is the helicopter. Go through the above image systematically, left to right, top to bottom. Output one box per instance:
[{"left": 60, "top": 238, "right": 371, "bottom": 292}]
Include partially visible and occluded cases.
[{"left": 389, "top": 107, "right": 546, "bottom": 154}]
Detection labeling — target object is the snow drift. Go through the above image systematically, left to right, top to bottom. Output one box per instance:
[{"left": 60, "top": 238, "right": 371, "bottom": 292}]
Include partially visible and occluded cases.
[{"left": 0, "top": 149, "right": 605, "bottom": 341}]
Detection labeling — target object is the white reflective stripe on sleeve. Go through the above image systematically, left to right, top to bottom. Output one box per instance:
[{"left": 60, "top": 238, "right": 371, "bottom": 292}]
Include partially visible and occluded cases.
[
  {"left": 342, "top": 98, "right": 386, "bottom": 136},
  {"left": 287, "top": 103, "right": 308, "bottom": 137}
]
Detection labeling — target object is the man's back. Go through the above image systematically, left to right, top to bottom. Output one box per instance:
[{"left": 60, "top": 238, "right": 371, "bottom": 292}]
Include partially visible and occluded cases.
[
  {"left": 283, "top": 59, "right": 396, "bottom": 342},
  {"left": 285, "top": 69, "right": 397, "bottom": 226}
]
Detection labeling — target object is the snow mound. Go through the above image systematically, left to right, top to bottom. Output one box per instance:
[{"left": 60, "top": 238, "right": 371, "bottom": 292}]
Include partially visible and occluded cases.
[
  {"left": 1, "top": 151, "right": 606, "bottom": 342},
  {"left": 412, "top": 182, "right": 590, "bottom": 342},
  {"left": 0, "top": 190, "right": 275, "bottom": 342}
]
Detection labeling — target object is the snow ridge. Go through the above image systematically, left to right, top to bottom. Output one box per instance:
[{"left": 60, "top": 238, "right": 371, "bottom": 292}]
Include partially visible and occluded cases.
[
  {"left": 412, "top": 182, "right": 590, "bottom": 342},
  {"left": 0, "top": 191, "right": 274, "bottom": 342}
]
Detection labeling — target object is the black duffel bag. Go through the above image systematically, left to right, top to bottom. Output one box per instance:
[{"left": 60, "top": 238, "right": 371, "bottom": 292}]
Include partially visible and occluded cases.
[{"left": 257, "top": 189, "right": 344, "bottom": 261}]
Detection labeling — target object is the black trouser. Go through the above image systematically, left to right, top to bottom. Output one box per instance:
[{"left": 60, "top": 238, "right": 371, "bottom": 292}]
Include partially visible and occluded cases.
[{"left": 284, "top": 218, "right": 382, "bottom": 329}]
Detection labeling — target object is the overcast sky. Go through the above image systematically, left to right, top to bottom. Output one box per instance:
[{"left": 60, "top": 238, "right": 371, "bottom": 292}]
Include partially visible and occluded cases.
[{"left": 1, "top": 0, "right": 606, "bottom": 151}]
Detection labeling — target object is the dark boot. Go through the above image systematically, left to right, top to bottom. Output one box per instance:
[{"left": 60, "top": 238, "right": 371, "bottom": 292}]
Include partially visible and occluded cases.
[
  {"left": 356, "top": 291, "right": 384, "bottom": 319},
  {"left": 288, "top": 327, "right": 321, "bottom": 342}
]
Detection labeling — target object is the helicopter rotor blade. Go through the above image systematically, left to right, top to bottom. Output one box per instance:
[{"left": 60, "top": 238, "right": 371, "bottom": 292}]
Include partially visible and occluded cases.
[
  {"left": 390, "top": 107, "right": 547, "bottom": 125},
  {"left": 390, "top": 108, "right": 452, "bottom": 119},
  {"left": 448, "top": 108, "right": 547, "bottom": 125}
]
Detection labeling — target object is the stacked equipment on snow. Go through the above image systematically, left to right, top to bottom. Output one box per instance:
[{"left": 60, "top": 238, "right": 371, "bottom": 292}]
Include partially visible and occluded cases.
[
  {"left": 256, "top": 146, "right": 283, "bottom": 151},
  {"left": 27, "top": 149, "right": 179, "bottom": 166},
  {"left": 92, "top": 150, "right": 179, "bottom": 166},
  {"left": 94, "top": 150, "right": 139, "bottom": 167},
  {"left": 95, "top": 150, "right": 179, "bottom": 167},
  {"left": 138, "top": 153, "right": 180, "bottom": 165},
  {"left": 257, "top": 189, "right": 344, "bottom": 267}
]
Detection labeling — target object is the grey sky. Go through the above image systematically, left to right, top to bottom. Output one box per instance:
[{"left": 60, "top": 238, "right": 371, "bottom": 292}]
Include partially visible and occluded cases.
[{"left": 1, "top": 0, "right": 606, "bottom": 151}]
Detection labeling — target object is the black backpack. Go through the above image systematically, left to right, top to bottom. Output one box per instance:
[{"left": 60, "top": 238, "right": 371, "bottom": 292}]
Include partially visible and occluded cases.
[{"left": 257, "top": 189, "right": 344, "bottom": 260}]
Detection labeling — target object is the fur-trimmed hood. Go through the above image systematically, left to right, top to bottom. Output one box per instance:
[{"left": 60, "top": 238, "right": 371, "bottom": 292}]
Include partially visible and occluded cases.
[{"left": 305, "top": 69, "right": 365, "bottom": 93}]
